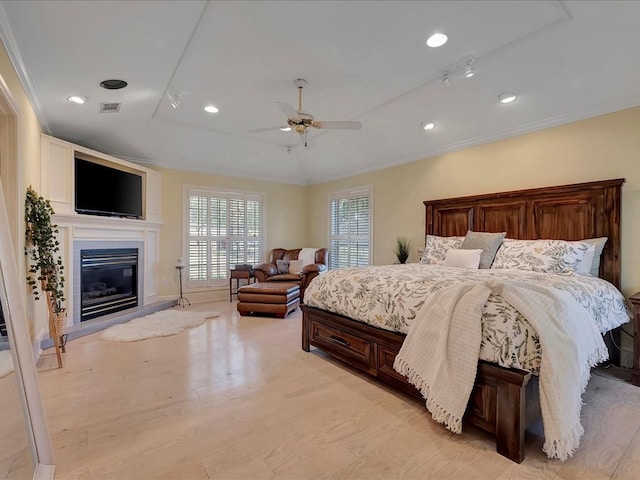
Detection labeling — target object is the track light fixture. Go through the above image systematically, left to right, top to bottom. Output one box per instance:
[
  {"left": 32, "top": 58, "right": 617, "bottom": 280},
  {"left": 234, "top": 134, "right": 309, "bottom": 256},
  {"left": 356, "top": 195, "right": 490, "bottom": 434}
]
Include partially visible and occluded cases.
[
  {"left": 440, "top": 56, "right": 477, "bottom": 86},
  {"left": 464, "top": 59, "right": 475, "bottom": 78},
  {"left": 167, "top": 91, "right": 182, "bottom": 109}
]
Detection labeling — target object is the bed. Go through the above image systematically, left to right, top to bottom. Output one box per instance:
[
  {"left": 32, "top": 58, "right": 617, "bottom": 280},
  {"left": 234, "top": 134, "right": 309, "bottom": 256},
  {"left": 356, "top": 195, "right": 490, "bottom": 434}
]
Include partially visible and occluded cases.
[{"left": 300, "top": 178, "right": 627, "bottom": 463}]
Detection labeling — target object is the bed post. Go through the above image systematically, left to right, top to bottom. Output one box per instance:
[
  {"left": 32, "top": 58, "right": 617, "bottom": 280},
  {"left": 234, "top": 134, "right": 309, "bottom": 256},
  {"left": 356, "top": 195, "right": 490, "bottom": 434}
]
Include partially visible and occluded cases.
[
  {"left": 302, "top": 307, "right": 310, "bottom": 352},
  {"left": 494, "top": 368, "right": 533, "bottom": 463}
]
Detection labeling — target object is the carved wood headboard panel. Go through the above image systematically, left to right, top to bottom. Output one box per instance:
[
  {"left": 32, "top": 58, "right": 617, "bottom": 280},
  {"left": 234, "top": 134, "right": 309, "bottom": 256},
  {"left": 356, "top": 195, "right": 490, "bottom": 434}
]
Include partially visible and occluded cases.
[{"left": 424, "top": 179, "right": 625, "bottom": 289}]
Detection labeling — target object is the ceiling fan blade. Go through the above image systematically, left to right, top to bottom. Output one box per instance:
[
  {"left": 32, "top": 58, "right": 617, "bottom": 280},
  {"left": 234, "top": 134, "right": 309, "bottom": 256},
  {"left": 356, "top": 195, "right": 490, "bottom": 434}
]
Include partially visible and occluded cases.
[
  {"left": 276, "top": 101, "right": 298, "bottom": 119},
  {"left": 314, "top": 120, "right": 362, "bottom": 130},
  {"left": 247, "top": 126, "right": 285, "bottom": 133}
]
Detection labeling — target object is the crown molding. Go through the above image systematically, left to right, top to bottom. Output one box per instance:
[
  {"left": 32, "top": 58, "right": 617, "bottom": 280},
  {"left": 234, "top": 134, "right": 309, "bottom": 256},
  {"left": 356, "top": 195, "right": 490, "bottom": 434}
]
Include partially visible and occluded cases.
[
  {"left": 0, "top": 1, "right": 50, "bottom": 133},
  {"left": 308, "top": 100, "right": 640, "bottom": 185}
]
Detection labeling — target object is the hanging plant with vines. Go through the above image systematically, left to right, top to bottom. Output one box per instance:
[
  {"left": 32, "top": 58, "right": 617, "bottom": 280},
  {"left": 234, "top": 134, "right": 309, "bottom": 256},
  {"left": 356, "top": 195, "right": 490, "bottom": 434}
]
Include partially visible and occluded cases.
[{"left": 25, "top": 186, "right": 65, "bottom": 315}]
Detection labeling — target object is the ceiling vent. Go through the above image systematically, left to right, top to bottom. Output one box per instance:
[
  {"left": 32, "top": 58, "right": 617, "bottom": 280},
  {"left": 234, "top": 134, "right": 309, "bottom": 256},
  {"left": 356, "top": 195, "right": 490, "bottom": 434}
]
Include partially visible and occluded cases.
[{"left": 100, "top": 102, "right": 121, "bottom": 113}]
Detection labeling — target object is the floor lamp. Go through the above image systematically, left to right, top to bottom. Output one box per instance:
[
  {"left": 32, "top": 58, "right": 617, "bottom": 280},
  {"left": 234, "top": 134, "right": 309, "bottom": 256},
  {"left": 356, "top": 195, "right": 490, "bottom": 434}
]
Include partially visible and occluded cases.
[{"left": 176, "top": 258, "right": 190, "bottom": 307}]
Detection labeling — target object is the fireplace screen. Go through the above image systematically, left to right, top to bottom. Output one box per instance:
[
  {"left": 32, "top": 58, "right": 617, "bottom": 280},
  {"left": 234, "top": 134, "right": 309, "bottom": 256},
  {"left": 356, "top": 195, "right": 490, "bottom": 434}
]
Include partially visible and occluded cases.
[{"left": 80, "top": 248, "right": 138, "bottom": 321}]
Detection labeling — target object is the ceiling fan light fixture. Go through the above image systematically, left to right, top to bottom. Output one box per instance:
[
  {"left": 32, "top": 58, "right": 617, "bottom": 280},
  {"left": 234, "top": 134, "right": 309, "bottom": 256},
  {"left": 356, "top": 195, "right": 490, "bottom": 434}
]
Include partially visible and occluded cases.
[
  {"left": 426, "top": 33, "right": 448, "bottom": 48},
  {"left": 498, "top": 91, "right": 517, "bottom": 104},
  {"left": 67, "top": 95, "right": 87, "bottom": 104},
  {"left": 204, "top": 105, "right": 219, "bottom": 113},
  {"left": 422, "top": 121, "right": 436, "bottom": 131},
  {"left": 280, "top": 126, "right": 292, "bottom": 132}
]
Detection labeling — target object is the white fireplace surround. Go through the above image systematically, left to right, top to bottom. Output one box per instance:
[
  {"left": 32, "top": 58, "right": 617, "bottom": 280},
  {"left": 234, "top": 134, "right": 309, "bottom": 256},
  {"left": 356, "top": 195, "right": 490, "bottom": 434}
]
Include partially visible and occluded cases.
[
  {"left": 40, "top": 134, "right": 163, "bottom": 334},
  {"left": 54, "top": 215, "right": 161, "bottom": 329}
]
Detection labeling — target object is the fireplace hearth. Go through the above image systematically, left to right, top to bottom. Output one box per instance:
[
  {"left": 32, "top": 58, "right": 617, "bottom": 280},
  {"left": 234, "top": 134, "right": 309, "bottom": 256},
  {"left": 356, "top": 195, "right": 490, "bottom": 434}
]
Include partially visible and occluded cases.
[{"left": 80, "top": 248, "right": 138, "bottom": 321}]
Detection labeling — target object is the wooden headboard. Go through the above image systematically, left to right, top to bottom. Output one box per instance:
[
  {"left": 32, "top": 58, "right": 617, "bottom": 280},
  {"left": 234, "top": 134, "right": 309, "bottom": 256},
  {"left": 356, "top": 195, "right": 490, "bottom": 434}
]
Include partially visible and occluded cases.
[{"left": 424, "top": 179, "right": 625, "bottom": 289}]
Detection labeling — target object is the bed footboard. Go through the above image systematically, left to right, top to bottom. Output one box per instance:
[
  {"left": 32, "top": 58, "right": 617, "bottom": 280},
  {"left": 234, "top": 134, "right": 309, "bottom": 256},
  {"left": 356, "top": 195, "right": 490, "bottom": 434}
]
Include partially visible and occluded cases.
[{"left": 301, "top": 304, "right": 538, "bottom": 463}]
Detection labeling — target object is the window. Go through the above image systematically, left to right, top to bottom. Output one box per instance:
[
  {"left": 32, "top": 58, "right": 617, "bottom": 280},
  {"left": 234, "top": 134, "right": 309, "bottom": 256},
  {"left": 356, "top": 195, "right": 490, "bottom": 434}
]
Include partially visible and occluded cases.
[
  {"left": 329, "top": 186, "right": 372, "bottom": 269},
  {"left": 186, "top": 187, "right": 264, "bottom": 287}
]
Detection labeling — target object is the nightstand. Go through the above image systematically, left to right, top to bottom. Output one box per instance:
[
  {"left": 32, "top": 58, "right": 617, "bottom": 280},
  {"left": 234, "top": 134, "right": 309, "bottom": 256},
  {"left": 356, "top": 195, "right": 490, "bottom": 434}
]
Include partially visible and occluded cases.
[
  {"left": 229, "top": 268, "right": 255, "bottom": 302},
  {"left": 628, "top": 293, "right": 640, "bottom": 387}
]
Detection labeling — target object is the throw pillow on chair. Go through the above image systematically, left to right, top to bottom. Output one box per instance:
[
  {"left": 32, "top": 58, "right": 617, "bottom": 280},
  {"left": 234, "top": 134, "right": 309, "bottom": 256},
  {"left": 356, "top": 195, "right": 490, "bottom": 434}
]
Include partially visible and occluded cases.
[{"left": 276, "top": 259, "right": 289, "bottom": 274}]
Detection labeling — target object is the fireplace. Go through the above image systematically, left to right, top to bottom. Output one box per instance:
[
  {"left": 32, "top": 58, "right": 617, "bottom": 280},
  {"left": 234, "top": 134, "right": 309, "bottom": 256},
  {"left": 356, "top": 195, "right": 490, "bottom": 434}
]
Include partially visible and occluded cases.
[{"left": 80, "top": 248, "right": 138, "bottom": 321}]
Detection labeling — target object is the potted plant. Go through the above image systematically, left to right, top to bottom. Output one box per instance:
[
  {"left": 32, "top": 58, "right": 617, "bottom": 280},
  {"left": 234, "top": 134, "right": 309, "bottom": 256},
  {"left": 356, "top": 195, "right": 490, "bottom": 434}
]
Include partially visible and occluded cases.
[
  {"left": 24, "top": 186, "right": 66, "bottom": 367},
  {"left": 393, "top": 237, "right": 411, "bottom": 264}
]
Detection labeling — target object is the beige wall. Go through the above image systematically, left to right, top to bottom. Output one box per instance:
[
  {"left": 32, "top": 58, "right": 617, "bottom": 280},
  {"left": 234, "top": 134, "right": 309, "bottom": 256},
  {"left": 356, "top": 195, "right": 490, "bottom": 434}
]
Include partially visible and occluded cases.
[
  {"left": 0, "top": 40, "right": 46, "bottom": 338},
  {"left": 308, "top": 106, "right": 640, "bottom": 298},
  {"left": 157, "top": 167, "right": 308, "bottom": 300}
]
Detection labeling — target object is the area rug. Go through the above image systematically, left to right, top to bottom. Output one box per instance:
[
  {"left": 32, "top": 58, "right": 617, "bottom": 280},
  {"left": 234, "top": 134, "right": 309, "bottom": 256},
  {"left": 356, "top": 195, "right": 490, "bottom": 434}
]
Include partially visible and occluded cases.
[
  {"left": 101, "top": 309, "right": 221, "bottom": 342},
  {"left": 0, "top": 350, "right": 15, "bottom": 378}
]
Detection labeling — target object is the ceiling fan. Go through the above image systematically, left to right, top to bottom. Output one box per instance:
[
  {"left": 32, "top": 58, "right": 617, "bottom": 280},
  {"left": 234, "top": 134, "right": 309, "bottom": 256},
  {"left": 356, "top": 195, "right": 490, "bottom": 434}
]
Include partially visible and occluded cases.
[{"left": 275, "top": 79, "right": 362, "bottom": 147}]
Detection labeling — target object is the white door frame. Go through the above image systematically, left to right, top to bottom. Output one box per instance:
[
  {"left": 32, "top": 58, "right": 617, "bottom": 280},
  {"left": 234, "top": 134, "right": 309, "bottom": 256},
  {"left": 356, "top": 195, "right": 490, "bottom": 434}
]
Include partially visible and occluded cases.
[{"left": 0, "top": 74, "right": 55, "bottom": 479}]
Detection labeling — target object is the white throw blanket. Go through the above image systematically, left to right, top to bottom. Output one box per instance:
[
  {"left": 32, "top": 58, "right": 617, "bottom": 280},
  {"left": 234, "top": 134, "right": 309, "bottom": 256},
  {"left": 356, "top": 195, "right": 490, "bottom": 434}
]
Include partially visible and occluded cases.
[
  {"left": 299, "top": 248, "right": 318, "bottom": 267},
  {"left": 393, "top": 279, "right": 608, "bottom": 461}
]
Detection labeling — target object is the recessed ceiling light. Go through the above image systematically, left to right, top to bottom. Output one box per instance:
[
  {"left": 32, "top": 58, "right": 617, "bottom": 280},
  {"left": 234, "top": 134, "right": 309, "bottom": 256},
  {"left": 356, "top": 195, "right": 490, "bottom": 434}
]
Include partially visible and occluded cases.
[
  {"left": 426, "top": 33, "right": 448, "bottom": 48},
  {"left": 498, "top": 92, "right": 517, "bottom": 104},
  {"left": 67, "top": 95, "right": 87, "bottom": 104},
  {"left": 204, "top": 105, "right": 219, "bottom": 113},
  {"left": 422, "top": 121, "right": 436, "bottom": 131},
  {"left": 280, "top": 126, "right": 292, "bottom": 132}
]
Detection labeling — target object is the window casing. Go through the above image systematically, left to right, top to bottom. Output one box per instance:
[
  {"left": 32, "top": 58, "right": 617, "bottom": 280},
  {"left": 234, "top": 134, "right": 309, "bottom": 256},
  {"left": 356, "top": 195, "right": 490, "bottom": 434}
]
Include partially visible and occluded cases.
[
  {"left": 328, "top": 186, "right": 372, "bottom": 269},
  {"left": 185, "top": 187, "right": 264, "bottom": 288}
]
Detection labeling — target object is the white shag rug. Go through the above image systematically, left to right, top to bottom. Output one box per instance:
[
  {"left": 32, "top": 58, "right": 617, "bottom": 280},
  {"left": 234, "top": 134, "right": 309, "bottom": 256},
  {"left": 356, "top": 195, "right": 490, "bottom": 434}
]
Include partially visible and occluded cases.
[
  {"left": 101, "top": 309, "right": 221, "bottom": 342},
  {"left": 0, "top": 349, "right": 15, "bottom": 378}
]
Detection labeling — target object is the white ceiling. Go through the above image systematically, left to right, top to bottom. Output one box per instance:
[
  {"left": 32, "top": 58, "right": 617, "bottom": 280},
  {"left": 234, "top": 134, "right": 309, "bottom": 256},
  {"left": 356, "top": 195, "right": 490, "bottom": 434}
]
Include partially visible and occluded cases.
[{"left": 1, "top": 1, "right": 640, "bottom": 185}]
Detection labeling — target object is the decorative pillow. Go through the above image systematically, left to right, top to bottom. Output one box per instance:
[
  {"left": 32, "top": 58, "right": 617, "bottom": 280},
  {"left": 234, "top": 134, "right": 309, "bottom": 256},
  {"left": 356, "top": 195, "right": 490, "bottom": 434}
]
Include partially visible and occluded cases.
[
  {"left": 460, "top": 231, "right": 506, "bottom": 269},
  {"left": 419, "top": 235, "right": 464, "bottom": 265},
  {"left": 579, "top": 237, "right": 608, "bottom": 276},
  {"left": 491, "top": 239, "right": 591, "bottom": 273},
  {"left": 443, "top": 249, "right": 482, "bottom": 269},
  {"left": 276, "top": 259, "right": 289, "bottom": 274},
  {"left": 288, "top": 259, "right": 304, "bottom": 275}
]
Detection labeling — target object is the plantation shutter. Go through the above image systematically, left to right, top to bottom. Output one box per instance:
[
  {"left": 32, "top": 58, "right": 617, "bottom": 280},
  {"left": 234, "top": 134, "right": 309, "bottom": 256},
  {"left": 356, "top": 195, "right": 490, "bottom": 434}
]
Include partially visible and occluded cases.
[
  {"left": 329, "top": 187, "right": 372, "bottom": 269},
  {"left": 186, "top": 188, "right": 264, "bottom": 287}
]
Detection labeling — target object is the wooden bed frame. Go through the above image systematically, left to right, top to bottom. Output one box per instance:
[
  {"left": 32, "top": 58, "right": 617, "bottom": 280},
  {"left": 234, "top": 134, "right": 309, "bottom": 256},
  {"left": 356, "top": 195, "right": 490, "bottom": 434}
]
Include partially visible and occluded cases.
[{"left": 301, "top": 178, "right": 624, "bottom": 463}]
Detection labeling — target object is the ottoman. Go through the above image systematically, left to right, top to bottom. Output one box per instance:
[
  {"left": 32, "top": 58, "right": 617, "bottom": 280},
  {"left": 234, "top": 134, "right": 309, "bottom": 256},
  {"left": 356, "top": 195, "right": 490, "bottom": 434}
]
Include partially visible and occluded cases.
[{"left": 237, "top": 282, "right": 300, "bottom": 318}]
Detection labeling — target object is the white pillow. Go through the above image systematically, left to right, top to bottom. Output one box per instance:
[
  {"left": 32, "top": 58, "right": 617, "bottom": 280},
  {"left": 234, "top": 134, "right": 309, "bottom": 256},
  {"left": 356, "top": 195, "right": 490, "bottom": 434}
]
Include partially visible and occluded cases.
[
  {"left": 420, "top": 235, "right": 464, "bottom": 265},
  {"left": 580, "top": 237, "right": 608, "bottom": 276},
  {"left": 491, "top": 239, "right": 591, "bottom": 274},
  {"left": 575, "top": 244, "right": 596, "bottom": 275},
  {"left": 444, "top": 249, "right": 482, "bottom": 269},
  {"left": 289, "top": 259, "right": 304, "bottom": 274}
]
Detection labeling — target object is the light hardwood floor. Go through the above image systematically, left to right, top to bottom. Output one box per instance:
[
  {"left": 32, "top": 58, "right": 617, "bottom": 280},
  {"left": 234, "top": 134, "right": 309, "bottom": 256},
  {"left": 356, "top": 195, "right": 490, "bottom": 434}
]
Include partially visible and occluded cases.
[{"left": 31, "top": 301, "right": 640, "bottom": 479}]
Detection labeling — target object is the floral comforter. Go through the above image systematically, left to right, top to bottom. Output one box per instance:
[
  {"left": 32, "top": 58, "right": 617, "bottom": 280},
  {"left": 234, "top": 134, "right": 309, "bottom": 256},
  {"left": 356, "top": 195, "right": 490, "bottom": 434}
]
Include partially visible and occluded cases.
[{"left": 304, "top": 264, "right": 630, "bottom": 373}]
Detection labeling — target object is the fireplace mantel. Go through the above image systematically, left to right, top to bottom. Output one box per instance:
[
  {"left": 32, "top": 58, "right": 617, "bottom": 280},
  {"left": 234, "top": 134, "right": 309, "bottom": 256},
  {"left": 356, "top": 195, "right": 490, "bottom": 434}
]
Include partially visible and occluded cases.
[
  {"left": 40, "top": 134, "right": 163, "bottom": 337},
  {"left": 53, "top": 213, "right": 163, "bottom": 230}
]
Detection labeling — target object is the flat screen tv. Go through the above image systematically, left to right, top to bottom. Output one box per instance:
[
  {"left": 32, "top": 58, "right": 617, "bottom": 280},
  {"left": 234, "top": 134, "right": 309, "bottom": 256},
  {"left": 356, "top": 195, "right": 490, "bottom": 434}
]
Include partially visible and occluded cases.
[{"left": 75, "top": 158, "right": 143, "bottom": 218}]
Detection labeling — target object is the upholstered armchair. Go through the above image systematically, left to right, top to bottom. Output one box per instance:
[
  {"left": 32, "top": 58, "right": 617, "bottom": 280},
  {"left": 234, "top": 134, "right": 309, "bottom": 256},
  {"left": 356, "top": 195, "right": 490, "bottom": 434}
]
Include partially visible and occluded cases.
[{"left": 254, "top": 248, "right": 328, "bottom": 302}]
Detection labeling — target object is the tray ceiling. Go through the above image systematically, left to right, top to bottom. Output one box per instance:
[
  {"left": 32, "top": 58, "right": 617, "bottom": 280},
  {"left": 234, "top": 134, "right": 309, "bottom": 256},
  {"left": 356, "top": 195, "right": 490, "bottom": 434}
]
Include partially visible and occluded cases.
[{"left": 1, "top": 1, "right": 639, "bottom": 184}]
